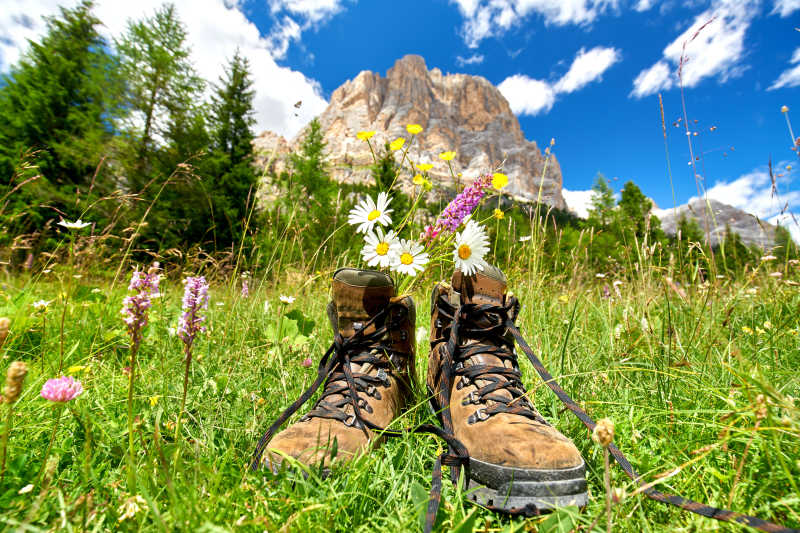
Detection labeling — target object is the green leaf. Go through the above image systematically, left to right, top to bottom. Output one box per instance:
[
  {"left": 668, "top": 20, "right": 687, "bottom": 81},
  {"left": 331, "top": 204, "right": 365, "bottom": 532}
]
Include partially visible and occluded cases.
[
  {"left": 409, "top": 481, "right": 428, "bottom": 531},
  {"left": 451, "top": 508, "right": 478, "bottom": 533}
]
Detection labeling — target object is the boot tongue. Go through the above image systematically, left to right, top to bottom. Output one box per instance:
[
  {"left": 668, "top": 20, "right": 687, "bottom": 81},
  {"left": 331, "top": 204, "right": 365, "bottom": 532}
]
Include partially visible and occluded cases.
[
  {"left": 450, "top": 264, "right": 507, "bottom": 306},
  {"left": 330, "top": 268, "right": 395, "bottom": 336}
]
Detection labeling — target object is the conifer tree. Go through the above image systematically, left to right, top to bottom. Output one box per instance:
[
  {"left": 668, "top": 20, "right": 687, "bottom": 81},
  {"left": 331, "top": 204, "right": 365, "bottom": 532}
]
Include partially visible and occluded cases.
[
  {"left": 0, "top": 1, "right": 122, "bottom": 208},
  {"left": 116, "top": 2, "right": 205, "bottom": 185},
  {"left": 205, "top": 50, "right": 258, "bottom": 246},
  {"left": 587, "top": 174, "right": 616, "bottom": 227}
]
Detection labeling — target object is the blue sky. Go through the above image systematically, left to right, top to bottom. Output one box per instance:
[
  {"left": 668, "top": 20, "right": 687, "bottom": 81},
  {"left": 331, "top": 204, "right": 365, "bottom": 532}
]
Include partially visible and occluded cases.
[{"left": 2, "top": 0, "right": 799, "bottom": 236}]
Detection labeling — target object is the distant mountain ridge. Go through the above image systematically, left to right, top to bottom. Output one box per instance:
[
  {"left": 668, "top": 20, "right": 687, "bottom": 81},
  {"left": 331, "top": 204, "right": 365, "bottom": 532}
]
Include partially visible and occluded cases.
[
  {"left": 254, "top": 54, "right": 565, "bottom": 207},
  {"left": 655, "top": 198, "right": 779, "bottom": 248}
]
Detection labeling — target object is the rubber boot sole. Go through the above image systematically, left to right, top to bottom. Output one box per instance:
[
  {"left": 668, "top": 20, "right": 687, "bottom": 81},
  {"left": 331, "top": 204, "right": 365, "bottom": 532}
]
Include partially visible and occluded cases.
[{"left": 428, "top": 390, "right": 588, "bottom": 515}]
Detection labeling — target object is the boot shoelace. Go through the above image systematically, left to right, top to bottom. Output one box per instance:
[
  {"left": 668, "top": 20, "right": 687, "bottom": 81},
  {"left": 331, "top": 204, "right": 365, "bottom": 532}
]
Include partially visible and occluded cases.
[
  {"left": 432, "top": 294, "right": 548, "bottom": 426},
  {"left": 434, "top": 294, "right": 796, "bottom": 533},
  {"left": 250, "top": 303, "right": 470, "bottom": 533}
]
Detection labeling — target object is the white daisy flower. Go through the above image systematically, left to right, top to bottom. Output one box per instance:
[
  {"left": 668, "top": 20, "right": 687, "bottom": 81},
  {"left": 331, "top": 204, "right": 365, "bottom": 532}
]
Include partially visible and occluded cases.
[
  {"left": 347, "top": 192, "right": 393, "bottom": 234},
  {"left": 57, "top": 219, "right": 91, "bottom": 230},
  {"left": 453, "top": 220, "right": 489, "bottom": 276},
  {"left": 362, "top": 228, "right": 401, "bottom": 268},
  {"left": 519, "top": 235, "right": 531, "bottom": 242},
  {"left": 392, "top": 239, "right": 429, "bottom": 276},
  {"left": 279, "top": 295, "right": 296, "bottom": 304},
  {"left": 32, "top": 299, "right": 51, "bottom": 310}
]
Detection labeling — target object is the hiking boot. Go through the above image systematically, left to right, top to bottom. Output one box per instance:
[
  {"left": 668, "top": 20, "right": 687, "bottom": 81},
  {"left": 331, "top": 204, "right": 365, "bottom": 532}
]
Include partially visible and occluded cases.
[
  {"left": 427, "top": 265, "right": 588, "bottom": 514},
  {"left": 259, "top": 268, "right": 416, "bottom": 472}
]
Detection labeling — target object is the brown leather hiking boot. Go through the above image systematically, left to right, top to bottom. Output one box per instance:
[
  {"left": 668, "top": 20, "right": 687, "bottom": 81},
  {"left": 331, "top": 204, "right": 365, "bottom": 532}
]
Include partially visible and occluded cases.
[
  {"left": 427, "top": 265, "right": 588, "bottom": 514},
  {"left": 254, "top": 268, "right": 416, "bottom": 472}
]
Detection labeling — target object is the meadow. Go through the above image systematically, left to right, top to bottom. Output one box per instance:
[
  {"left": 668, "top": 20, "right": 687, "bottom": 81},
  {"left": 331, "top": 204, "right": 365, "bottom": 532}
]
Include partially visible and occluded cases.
[
  {"left": 1, "top": 5, "right": 799, "bottom": 531},
  {"left": 0, "top": 232, "right": 798, "bottom": 532}
]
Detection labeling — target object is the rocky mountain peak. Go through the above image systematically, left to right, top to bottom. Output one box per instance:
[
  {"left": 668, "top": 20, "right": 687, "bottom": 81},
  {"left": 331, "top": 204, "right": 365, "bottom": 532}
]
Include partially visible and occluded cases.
[
  {"left": 255, "top": 54, "right": 565, "bottom": 207},
  {"left": 656, "top": 198, "right": 779, "bottom": 248}
]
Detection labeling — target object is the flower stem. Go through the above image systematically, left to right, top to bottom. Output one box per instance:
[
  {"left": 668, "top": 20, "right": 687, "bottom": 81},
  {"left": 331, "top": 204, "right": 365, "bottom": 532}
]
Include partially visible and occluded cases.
[
  {"left": 126, "top": 343, "right": 138, "bottom": 490},
  {"left": 173, "top": 344, "right": 193, "bottom": 468},
  {"left": 0, "top": 403, "right": 14, "bottom": 484},
  {"left": 38, "top": 405, "right": 64, "bottom": 485},
  {"left": 604, "top": 446, "right": 612, "bottom": 533}
]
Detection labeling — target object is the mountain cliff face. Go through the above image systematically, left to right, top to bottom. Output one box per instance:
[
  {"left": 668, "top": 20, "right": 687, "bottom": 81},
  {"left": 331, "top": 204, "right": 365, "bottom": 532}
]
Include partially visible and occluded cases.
[
  {"left": 254, "top": 55, "right": 565, "bottom": 208},
  {"left": 656, "top": 198, "right": 778, "bottom": 248}
]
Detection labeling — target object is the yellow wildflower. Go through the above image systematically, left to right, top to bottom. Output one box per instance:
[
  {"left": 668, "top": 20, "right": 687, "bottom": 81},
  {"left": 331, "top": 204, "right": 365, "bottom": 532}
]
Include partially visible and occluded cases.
[
  {"left": 406, "top": 124, "right": 423, "bottom": 135},
  {"left": 357, "top": 131, "right": 376, "bottom": 141},
  {"left": 390, "top": 138, "right": 405, "bottom": 151},
  {"left": 439, "top": 151, "right": 456, "bottom": 161},
  {"left": 417, "top": 163, "right": 433, "bottom": 172},
  {"left": 492, "top": 173, "right": 508, "bottom": 189},
  {"left": 413, "top": 174, "right": 425, "bottom": 185},
  {"left": 493, "top": 208, "right": 504, "bottom": 220},
  {"left": 558, "top": 294, "right": 569, "bottom": 304},
  {"left": 763, "top": 321, "right": 772, "bottom": 330},
  {"left": 741, "top": 326, "right": 753, "bottom": 335},
  {"left": 756, "top": 327, "right": 766, "bottom": 336},
  {"left": 67, "top": 365, "right": 85, "bottom": 374},
  {"left": 149, "top": 395, "right": 160, "bottom": 406}
]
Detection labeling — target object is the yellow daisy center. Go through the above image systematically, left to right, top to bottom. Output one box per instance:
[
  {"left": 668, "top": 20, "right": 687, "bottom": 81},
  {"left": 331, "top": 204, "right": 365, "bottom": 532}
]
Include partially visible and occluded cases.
[
  {"left": 367, "top": 209, "right": 381, "bottom": 221},
  {"left": 376, "top": 242, "right": 389, "bottom": 256},
  {"left": 458, "top": 244, "right": 472, "bottom": 260},
  {"left": 400, "top": 252, "right": 414, "bottom": 265}
]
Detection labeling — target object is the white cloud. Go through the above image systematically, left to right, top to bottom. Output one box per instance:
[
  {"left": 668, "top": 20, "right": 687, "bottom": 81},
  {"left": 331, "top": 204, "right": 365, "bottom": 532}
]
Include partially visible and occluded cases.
[
  {"left": 0, "top": 0, "right": 329, "bottom": 139},
  {"left": 265, "top": 0, "right": 348, "bottom": 59},
  {"left": 269, "top": 0, "right": 346, "bottom": 24},
  {"left": 449, "top": 0, "right": 621, "bottom": 48},
  {"left": 630, "top": 0, "right": 758, "bottom": 98},
  {"left": 634, "top": 0, "right": 656, "bottom": 11},
  {"left": 771, "top": 0, "right": 800, "bottom": 16},
  {"left": 265, "top": 16, "right": 302, "bottom": 60},
  {"left": 499, "top": 46, "right": 620, "bottom": 116},
  {"left": 554, "top": 46, "right": 620, "bottom": 93},
  {"left": 768, "top": 47, "right": 800, "bottom": 90},
  {"left": 455, "top": 53, "right": 485, "bottom": 66},
  {"left": 630, "top": 60, "right": 673, "bottom": 97},
  {"left": 498, "top": 75, "right": 556, "bottom": 115},
  {"left": 562, "top": 188, "right": 598, "bottom": 218}
]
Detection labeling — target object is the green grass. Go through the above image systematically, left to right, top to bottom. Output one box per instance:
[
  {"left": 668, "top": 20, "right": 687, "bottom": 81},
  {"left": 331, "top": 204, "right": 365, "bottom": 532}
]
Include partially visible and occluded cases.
[{"left": 0, "top": 263, "right": 798, "bottom": 532}]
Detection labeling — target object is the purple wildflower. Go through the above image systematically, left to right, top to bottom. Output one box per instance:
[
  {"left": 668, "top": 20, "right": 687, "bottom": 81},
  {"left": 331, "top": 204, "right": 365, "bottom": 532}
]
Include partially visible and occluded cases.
[
  {"left": 424, "top": 174, "right": 492, "bottom": 241},
  {"left": 121, "top": 267, "right": 161, "bottom": 349},
  {"left": 178, "top": 276, "right": 209, "bottom": 350},
  {"left": 241, "top": 279, "right": 249, "bottom": 298},
  {"left": 301, "top": 357, "right": 313, "bottom": 368},
  {"left": 41, "top": 376, "right": 83, "bottom": 402}
]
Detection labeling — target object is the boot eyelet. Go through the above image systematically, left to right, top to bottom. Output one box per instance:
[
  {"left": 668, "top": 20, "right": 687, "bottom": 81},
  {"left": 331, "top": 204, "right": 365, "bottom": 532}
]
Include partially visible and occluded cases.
[
  {"left": 399, "top": 331, "right": 408, "bottom": 341},
  {"left": 376, "top": 369, "right": 390, "bottom": 387},
  {"left": 455, "top": 381, "right": 463, "bottom": 390},
  {"left": 468, "top": 391, "right": 480, "bottom": 404},
  {"left": 474, "top": 408, "right": 489, "bottom": 421},
  {"left": 344, "top": 414, "right": 358, "bottom": 427}
]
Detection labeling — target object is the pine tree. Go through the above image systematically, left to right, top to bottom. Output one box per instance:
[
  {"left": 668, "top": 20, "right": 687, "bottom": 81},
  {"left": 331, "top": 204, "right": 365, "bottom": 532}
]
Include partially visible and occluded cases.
[
  {"left": 0, "top": 1, "right": 123, "bottom": 216},
  {"left": 116, "top": 2, "right": 205, "bottom": 185},
  {"left": 205, "top": 50, "right": 258, "bottom": 247},
  {"left": 290, "top": 118, "right": 330, "bottom": 205},
  {"left": 587, "top": 174, "right": 616, "bottom": 227},
  {"left": 618, "top": 181, "right": 652, "bottom": 239}
]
